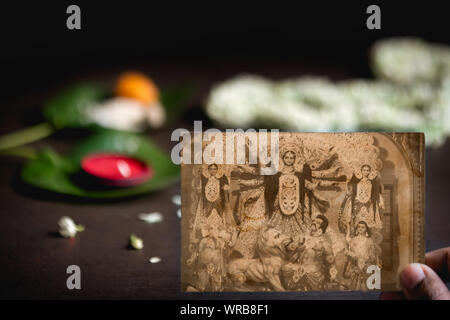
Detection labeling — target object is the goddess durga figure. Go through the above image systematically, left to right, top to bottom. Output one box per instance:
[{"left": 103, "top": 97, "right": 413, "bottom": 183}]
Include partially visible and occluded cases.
[{"left": 265, "top": 141, "right": 345, "bottom": 239}]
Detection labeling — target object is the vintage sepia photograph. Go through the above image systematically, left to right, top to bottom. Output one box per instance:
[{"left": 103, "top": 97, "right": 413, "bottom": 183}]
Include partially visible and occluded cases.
[
  {"left": 2, "top": 3, "right": 449, "bottom": 303},
  {"left": 181, "top": 132, "right": 424, "bottom": 292}
]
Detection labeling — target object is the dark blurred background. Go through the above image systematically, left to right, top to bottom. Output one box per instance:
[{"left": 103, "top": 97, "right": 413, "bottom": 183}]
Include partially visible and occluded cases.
[
  {"left": 0, "top": 1, "right": 449, "bottom": 299},
  {"left": 1, "top": 1, "right": 450, "bottom": 105}
]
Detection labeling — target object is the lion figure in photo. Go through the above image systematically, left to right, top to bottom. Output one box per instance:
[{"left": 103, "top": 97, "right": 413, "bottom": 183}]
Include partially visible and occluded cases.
[{"left": 228, "top": 225, "right": 291, "bottom": 291}]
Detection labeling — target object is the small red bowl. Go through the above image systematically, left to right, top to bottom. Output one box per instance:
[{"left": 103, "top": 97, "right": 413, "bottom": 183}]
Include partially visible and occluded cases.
[{"left": 81, "top": 153, "right": 152, "bottom": 187}]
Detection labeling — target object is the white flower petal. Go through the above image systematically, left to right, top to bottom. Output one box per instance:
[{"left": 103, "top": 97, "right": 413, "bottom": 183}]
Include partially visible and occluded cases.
[
  {"left": 171, "top": 195, "right": 181, "bottom": 206},
  {"left": 138, "top": 212, "right": 163, "bottom": 224},
  {"left": 58, "top": 216, "right": 78, "bottom": 238},
  {"left": 149, "top": 256, "right": 161, "bottom": 264}
]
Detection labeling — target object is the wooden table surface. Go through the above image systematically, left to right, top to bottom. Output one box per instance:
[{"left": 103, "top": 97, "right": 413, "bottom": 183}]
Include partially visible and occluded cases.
[{"left": 0, "top": 61, "right": 449, "bottom": 300}]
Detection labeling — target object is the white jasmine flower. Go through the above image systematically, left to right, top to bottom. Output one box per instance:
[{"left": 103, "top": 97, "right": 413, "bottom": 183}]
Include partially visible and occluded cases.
[
  {"left": 371, "top": 38, "right": 438, "bottom": 84},
  {"left": 205, "top": 64, "right": 450, "bottom": 147},
  {"left": 206, "top": 75, "right": 274, "bottom": 127},
  {"left": 423, "top": 75, "right": 450, "bottom": 145},
  {"left": 276, "top": 77, "right": 358, "bottom": 131},
  {"left": 341, "top": 80, "right": 413, "bottom": 109},
  {"left": 265, "top": 100, "right": 319, "bottom": 131},
  {"left": 357, "top": 101, "right": 425, "bottom": 130},
  {"left": 58, "top": 216, "right": 84, "bottom": 238},
  {"left": 130, "top": 234, "right": 144, "bottom": 250}
]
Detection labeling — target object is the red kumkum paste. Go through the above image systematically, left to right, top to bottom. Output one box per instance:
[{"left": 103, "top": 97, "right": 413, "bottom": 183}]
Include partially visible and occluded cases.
[{"left": 81, "top": 153, "right": 152, "bottom": 186}]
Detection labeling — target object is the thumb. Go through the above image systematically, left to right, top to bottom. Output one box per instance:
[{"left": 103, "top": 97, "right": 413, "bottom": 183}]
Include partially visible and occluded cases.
[{"left": 400, "top": 263, "right": 450, "bottom": 300}]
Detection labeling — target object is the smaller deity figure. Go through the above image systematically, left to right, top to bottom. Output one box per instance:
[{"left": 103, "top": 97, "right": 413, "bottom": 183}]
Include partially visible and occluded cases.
[
  {"left": 199, "top": 163, "right": 230, "bottom": 231},
  {"left": 338, "top": 164, "right": 385, "bottom": 234},
  {"left": 280, "top": 215, "right": 335, "bottom": 291},
  {"left": 343, "top": 221, "right": 380, "bottom": 290},
  {"left": 187, "top": 222, "right": 235, "bottom": 291}
]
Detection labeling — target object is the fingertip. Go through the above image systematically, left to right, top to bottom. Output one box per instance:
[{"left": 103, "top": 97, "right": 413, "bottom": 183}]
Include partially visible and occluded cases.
[
  {"left": 400, "top": 263, "right": 425, "bottom": 291},
  {"left": 400, "top": 263, "right": 450, "bottom": 300}
]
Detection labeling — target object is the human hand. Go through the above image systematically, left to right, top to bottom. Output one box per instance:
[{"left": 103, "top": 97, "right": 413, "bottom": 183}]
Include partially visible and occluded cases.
[{"left": 380, "top": 247, "right": 450, "bottom": 300}]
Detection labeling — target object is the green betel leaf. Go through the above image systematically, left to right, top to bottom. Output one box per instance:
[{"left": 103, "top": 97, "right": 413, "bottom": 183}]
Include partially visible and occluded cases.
[
  {"left": 42, "top": 82, "right": 193, "bottom": 131},
  {"left": 43, "top": 83, "right": 110, "bottom": 129},
  {"left": 160, "top": 84, "right": 194, "bottom": 122},
  {"left": 20, "top": 131, "right": 179, "bottom": 198}
]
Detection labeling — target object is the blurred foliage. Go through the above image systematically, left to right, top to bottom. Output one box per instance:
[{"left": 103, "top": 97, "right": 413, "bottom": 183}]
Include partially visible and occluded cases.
[
  {"left": 44, "top": 83, "right": 110, "bottom": 129},
  {"left": 21, "top": 130, "right": 179, "bottom": 198}
]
